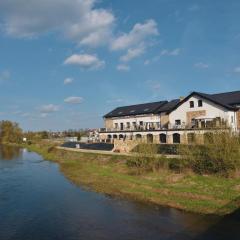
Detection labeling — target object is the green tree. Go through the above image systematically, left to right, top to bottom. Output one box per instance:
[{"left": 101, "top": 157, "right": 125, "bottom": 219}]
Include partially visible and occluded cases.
[{"left": 0, "top": 120, "right": 23, "bottom": 143}]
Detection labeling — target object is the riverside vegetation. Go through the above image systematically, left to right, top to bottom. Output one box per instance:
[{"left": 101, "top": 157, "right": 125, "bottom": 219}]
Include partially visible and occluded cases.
[
  {"left": 1, "top": 121, "right": 240, "bottom": 215},
  {"left": 24, "top": 132, "right": 240, "bottom": 216}
]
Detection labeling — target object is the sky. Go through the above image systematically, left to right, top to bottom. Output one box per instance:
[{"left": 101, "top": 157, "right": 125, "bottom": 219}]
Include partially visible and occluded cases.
[{"left": 0, "top": 0, "right": 240, "bottom": 131}]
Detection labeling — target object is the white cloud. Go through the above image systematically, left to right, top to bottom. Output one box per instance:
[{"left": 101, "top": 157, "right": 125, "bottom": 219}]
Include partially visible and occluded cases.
[
  {"left": 0, "top": 0, "right": 115, "bottom": 47},
  {"left": 188, "top": 5, "right": 200, "bottom": 11},
  {"left": 111, "top": 19, "right": 158, "bottom": 51},
  {"left": 120, "top": 45, "right": 145, "bottom": 62},
  {"left": 161, "top": 48, "right": 181, "bottom": 56},
  {"left": 64, "top": 54, "right": 105, "bottom": 69},
  {"left": 144, "top": 60, "right": 150, "bottom": 65},
  {"left": 194, "top": 62, "right": 209, "bottom": 69},
  {"left": 116, "top": 64, "right": 130, "bottom": 72},
  {"left": 233, "top": 67, "right": 240, "bottom": 73},
  {"left": 0, "top": 70, "right": 11, "bottom": 82},
  {"left": 64, "top": 77, "right": 73, "bottom": 85},
  {"left": 152, "top": 83, "right": 161, "bottom": 90},
  {"left": 64, "top": 96, "right": 83, "bottom": 104},
  {"left": 106, "top": 98, "right": 124, "bottom": 104},
  {"left": 40, "top": 104, "right": 59, "bottom": 113},
  {"left": 40, "top": 113, "right": 48, "bottom": 118}
]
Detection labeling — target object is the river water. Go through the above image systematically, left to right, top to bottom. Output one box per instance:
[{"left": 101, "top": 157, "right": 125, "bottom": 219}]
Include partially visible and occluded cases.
[{"left": 0, "top": 145, "right": 239, "bottom": 240}]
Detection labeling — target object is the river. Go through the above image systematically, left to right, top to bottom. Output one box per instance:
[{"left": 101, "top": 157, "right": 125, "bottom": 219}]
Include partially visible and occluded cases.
[{"left": 0, "top": 145, "right": 239, "bottom": 240}]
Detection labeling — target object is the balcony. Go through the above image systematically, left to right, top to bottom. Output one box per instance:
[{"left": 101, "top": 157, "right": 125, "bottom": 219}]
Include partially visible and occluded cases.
[
  {"left": 99, "top": 117, "right": 229, "bottom": 133},
  {"left": 100, "top": 124, "right": 165, "bottom": 133}
]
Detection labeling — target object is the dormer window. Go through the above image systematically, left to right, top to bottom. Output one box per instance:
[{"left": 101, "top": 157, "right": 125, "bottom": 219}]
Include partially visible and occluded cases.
[
  {"left": 190, "top": 101, "right": 194, "bottom": 108},
  {"left": 144, "top": 108, "right": 149, "bottom": 112},
  {"left": 130, "top": 110, "right": 135, "bottom": 113},
  {"left": 118, "top": 111, "right": 123, "bottom": 114}
]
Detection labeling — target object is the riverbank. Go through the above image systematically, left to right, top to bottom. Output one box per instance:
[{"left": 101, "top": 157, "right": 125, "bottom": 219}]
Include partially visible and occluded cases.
[{"left": 18, "top": 142, "right": 240, "bottom": 215}]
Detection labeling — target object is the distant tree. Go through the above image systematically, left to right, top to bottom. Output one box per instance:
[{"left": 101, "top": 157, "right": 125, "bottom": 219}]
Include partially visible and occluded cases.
[
  {"left": 0, "top": 120, "right": 23, "bottom": 143},
  {"left": 40, "top": 131, "right": 49, "bottom": 139}
]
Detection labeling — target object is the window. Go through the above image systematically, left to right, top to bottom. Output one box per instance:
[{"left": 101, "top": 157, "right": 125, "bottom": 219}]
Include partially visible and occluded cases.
[
  {"left": 198, "top": 100, "right": 203, "bottom": 107},
  {"left": 190, "top": 101, "right": 194, "bottom": 108},
  {"left": 144, "top": 108, "right": 149, "bottom": 112},
  {"left": 130, "top": 110, "right": 135, "bottom": 113},
  {"left": 231, "top": 116, "right": 234, "bottom": 123},
  {"left": 175, "top": 119, "right": 181, "bottom": 125},
  {"left": 139, "top": 121, "right": 143, "bottom": 126},
  {"left": 126, "top": 122, "right": 130, "bottom": 128},
  {"left": 114, "top": 123, "right": 118, "bottom": 129}
]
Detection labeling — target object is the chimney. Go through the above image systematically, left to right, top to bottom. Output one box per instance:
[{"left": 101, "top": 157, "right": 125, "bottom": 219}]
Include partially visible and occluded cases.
[{"left": 179, "top": 96, "right": 185, "bottom": 101}]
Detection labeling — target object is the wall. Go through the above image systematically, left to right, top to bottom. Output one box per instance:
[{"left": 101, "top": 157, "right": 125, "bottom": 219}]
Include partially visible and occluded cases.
[
  {"left": 169, "top": 95, "right": 230, "bottom": 127},
  {"left": 237, "top": 111, "right": 240, "bottom": 129},
  {"left": 160, "top": 113, "right": 169, "bottom": 128},
  {"left": 111, "top": 114, "right": 161, "bottom": 128},
  {"left": 105, "top": 118, "right": 114, "bottom": 129},
  {"left": 113, "top": 139, "right": 139, "bottom": 153}
]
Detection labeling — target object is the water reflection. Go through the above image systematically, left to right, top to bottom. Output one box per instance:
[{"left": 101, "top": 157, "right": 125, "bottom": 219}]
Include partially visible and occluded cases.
[
  {"left": 0, "top": 145, "right": 21, "bottom": 160},
  {"left": 0, "top": 145, "right": 239, "bottom": 240}
]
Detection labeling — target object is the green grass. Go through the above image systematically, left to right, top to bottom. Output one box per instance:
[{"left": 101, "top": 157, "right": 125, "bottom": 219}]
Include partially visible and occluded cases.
[{"left": 24, "top": 143, "right": 240, "bottom": 215}]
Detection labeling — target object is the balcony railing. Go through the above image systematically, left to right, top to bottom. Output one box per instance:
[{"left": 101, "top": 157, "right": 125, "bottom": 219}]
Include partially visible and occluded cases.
[{"left": 99, "top": 120, "right": 229, "bottom": 133}]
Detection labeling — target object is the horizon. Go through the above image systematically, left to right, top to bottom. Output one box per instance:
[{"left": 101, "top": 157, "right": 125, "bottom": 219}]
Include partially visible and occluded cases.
[{"left": 0, "top": 0, "right": 240, "bottom": 131}]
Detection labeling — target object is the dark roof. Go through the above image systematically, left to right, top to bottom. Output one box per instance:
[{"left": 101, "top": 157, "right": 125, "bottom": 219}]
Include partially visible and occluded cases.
[
  {"left": 104, "top": 90, "right": 240, "bottom": 118},
  {"left": 169, "top": 91, "right": 240, "bottom": 113},
  {"left": 210, "top": 91, "right": 240, "bottom": 107},
  {"left": 157, "top": 99, "right": 180, "bottom": 112},
  {"left": 104, "top": 101, "right": 168, "bottom": 118}
]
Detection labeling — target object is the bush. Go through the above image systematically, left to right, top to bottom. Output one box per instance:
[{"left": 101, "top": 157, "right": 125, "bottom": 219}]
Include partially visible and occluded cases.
[
  {"left": 179, "top": 131, "right": 240, "bottom": 176},
  {"left": 127, "top": 144, "right": 167, "bottom": 171},
  {"left": 132, "top": 144, "right": 179, "bottom": 155},
  {"left": 168, "top": 158, "right": 189, "bottom": 173}
]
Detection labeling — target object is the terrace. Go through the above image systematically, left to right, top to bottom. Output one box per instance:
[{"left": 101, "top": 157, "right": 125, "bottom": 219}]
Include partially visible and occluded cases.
[{"left": 99, "top": 117, "right": 228, "bottom": 133}]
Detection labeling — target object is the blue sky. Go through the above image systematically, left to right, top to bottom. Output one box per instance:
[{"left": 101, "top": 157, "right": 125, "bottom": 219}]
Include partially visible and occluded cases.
[{"left": 0, "top": 0, "right": 240, "bottom": 131}]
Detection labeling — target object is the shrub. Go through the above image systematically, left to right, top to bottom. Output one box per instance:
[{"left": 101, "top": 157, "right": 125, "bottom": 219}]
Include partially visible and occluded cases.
[
  {"left": 180, "top": 131, "right": 240, "bottom": 176},
  {"left": 127, "top": 144, "right": 166, "bottom": 171},
  {"left": 132, "top": 144, "right": 179, "bottom": 155},
  {"left": 168, "top": 158, "right": 189, "bottom": 173}
]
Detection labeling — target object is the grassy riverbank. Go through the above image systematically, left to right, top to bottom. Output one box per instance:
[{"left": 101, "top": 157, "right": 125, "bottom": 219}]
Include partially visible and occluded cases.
[{"left": 21, "top": 142, "right": 240, "bottom": 216}]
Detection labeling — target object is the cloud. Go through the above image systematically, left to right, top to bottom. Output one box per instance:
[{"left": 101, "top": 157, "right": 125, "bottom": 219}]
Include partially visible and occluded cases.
[
  {"left": 0, "top": 0, "right": 115, "bottom": 47},
  {"left": 188, "top": 4, "right": 200, "bottom": 11},
  {"left": 111, "top": 19, "right": 158, "bottom": 51},
  {"left": 120, "top": 45, "right": 145, "bottom": 62},
  {"left": 161, "top": 48, "right": 181, "bottom": 56},
  {"left": 65, "top": 53, "right": 105, "bottom": 70},
  {"left": 64, "top": 54, "right": 105, "bottom": 69},
  {"left": 144, "top": 60, "right": 150, "bottom": 65},
  {"left": 194, "top": 62, "right": 209, "bottom": 69},
  {"left": 116, "top": 64, "right": 130, "bottom": 72},
  {"left": 233, "top": 67, "right": 240, "bottom": 73},
  {"left": 0, "top": 70, "right": 11, "bottom": 82},
  {"left": 64, "top": 77, "right": 73, "bottom": 85},
  {"left": 152, "top": 83, "right": 161, "bottom": 90},
  {"left": 64, "top": 96, "right": 83, "bottom": 104},
  {"left": 106, "top": 98, "right": 124, "bottom": 104},
  {"left": 40, "top": 104, "right": 59, "bottom": 113},
  {"left": 40, "top": 113, "right": 48, "bottom": 118}
]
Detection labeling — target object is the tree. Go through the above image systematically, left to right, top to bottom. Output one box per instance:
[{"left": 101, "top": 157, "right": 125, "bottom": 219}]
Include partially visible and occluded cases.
[{"left": 0, "top": 120, "right": 23, "bottom": 143}]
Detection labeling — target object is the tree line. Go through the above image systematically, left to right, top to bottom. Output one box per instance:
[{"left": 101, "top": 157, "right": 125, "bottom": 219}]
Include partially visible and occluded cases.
[{"left": 0, "top": 120, "right": 23, "bottom": 143}]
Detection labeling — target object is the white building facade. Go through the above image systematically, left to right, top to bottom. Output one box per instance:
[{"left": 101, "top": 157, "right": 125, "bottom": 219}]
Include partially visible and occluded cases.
[{"left": 99, "top": 91, "right": 240, "bottom": 144}]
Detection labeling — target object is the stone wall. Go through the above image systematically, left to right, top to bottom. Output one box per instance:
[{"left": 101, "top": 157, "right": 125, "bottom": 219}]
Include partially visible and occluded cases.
[
  {"left": 186, "top": 110, "right": 206, "bottom": 125},
  {"left": 237, "top": 111, "right": 240, "bottom": 129},
  {"left": 160, "top": 114, "right": 169, "bottom": 128},
  {"left": 105, "top": 118, "right": 114, "bottom": 129},
  {"left": 113, "top": 139, "right": 139, "bottom": 153}
]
